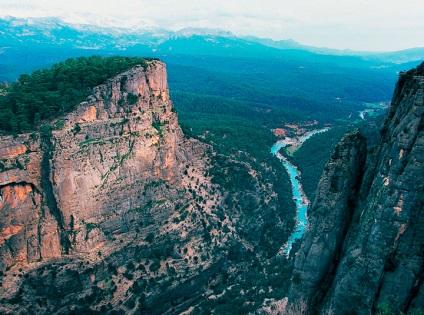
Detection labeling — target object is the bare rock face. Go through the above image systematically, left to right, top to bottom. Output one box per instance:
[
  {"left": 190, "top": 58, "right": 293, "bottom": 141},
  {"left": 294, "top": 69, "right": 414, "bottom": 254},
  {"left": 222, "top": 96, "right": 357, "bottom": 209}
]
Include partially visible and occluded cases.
[
  {"left": 0, "top": 61, "right": 187, "bottom": 268},
  {"left": 0, "top": 61, "right": 220, "bottom": 313},
  {"left": 50, "top": 62, "right": 184, "bottom": 254},
  {"left": 286, "top": 62, "right": 424, "bottom": 314},
  {"left": 286, "top": 130, "right": 366, "bottom": 314}
]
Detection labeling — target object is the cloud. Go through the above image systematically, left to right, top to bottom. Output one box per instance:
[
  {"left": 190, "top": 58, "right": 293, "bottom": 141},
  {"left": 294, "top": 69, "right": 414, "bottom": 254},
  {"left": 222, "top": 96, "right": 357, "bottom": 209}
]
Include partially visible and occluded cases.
[{"left": 1, "top": 0, "right": 423, "bottom": 51}]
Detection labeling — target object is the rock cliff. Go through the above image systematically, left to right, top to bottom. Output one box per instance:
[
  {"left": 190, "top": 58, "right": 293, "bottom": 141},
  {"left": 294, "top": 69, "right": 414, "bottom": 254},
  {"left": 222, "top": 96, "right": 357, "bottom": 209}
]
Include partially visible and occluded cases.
[
  {"left": 0, "top": 59, "right": 292, "bottom": 314},
  {"left": 0, "top": 60, "right": 224, "bottom": 313},
  {"left": 0, "top": 61, "right": 192, "bottom": 267},
  {"left": 286, "top": 62, "right": 424, "bottom": 314}
]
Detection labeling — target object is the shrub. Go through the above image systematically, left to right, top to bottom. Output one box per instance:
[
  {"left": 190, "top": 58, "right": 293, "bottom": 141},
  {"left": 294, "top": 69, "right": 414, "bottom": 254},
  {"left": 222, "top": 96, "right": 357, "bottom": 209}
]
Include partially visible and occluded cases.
[
  {"left": 127, "top": 93, "right": 139, "bottom": 105},
  {"left": 145, "top": 233, "right": 154, "bottom": 243},
  {"left": 149, "top": 260, "right": 161, "bottom": 273},
  {"left": 375, "top": 302, "right": 395, "bottom": 315}
]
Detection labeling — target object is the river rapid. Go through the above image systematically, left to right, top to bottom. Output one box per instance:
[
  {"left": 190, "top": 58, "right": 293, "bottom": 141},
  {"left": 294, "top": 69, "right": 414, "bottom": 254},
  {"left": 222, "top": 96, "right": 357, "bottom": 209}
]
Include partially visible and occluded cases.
[{"left": 271, "top": 128, "right": 328, "bottom": 255}]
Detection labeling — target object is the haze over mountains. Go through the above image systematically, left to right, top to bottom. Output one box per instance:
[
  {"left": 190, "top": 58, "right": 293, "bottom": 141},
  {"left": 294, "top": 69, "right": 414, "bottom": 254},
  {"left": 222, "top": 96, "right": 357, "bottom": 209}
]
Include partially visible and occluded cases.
[
  {"left": 0, "top": 12, "right": 424, "bottom": 314},
  {"left": 1, "top": 16, "right": 423, "bottom": 65}
]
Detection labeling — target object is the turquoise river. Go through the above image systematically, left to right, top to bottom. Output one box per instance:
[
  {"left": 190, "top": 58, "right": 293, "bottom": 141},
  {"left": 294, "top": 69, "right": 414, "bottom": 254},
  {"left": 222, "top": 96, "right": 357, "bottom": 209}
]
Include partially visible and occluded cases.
[{"left": 271, "top": 128, "right": 328, "bottom": 254}]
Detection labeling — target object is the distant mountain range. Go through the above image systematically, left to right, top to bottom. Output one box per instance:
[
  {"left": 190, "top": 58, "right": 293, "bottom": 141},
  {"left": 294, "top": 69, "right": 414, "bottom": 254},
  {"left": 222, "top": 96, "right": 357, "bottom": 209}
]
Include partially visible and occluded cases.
[
  {"left": 1, "top": 16, "right": 423, "bottom": 64},
  {"left": 243, "top": 36, "right": 424, "bottom": 64}
]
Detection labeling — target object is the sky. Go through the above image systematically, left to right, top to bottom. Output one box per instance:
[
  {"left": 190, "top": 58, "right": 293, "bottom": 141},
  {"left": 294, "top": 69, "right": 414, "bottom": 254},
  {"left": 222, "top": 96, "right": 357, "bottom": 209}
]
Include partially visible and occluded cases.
[{"left": 1, "top": 0, "right": 423, "bottom": 52}]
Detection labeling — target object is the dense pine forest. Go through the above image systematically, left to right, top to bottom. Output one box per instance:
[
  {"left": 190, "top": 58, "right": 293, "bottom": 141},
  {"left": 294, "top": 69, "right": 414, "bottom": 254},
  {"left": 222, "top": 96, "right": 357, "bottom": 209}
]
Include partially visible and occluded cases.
[{"left": 0, "top": 56, "right": 153, "bottom": 134}]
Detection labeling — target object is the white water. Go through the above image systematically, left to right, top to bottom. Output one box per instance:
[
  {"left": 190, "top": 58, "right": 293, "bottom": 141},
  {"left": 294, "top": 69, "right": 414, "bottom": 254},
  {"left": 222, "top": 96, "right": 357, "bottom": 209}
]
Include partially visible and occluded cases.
[
  {"left": 358, "top": 102, "right": 389, "bottom": 120},
  {"left": 299, "top": 128, "right": 329, "bottom": 143}
]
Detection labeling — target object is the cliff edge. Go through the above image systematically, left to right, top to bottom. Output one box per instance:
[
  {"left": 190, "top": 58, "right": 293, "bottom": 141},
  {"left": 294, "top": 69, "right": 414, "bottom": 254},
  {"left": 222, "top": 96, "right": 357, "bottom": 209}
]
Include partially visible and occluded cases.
[
  {"left": 0, "top": 60, "right": 225, "bottom": 313},
  {"left": 0, "top": 60, "right": 191, "bottom": 265},
  {"left": 286, "top": 62, "right": 424, "bottom": 314}
]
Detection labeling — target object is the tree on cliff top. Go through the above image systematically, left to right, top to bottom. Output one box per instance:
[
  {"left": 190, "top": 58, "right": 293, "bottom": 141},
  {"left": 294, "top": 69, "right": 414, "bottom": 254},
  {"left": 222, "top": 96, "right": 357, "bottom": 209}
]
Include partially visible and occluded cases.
[{"left": 0, "top": 55, "right": 154, "bottom": 134}]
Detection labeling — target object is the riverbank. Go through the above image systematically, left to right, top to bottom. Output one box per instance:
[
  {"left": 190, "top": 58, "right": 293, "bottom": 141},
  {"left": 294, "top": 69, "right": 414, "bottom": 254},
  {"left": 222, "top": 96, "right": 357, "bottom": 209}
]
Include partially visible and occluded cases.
[{"left": 358, "top": 101, "right": 389, "bottom": 120}]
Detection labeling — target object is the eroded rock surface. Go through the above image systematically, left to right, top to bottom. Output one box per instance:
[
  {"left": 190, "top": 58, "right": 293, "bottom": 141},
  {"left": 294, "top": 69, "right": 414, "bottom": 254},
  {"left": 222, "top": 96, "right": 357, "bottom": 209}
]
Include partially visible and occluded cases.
[
  {"left": 0, "top": 60, "right": 292, "bottom": 314},
  {"left": 0, "top": 61, "right": 222, "bottom": 313},
  {"left": 0, "top": 61, "right": 188, "bottom": 267},
  {"left": 286, "top": 63, "right": 424, "bottom": 314},
  {"left": 286, "top": 130, "right": 367, "bottom": 314}
]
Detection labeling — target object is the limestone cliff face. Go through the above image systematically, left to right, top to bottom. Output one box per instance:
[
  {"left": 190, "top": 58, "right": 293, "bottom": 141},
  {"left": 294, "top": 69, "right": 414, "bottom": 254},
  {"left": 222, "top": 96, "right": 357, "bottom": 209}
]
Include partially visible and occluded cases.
[
  {"left": 0, "top": 60, "right": 290, "bottom": 314},
  {"left": 0, "top": 61, "right": 188, "bottom": 267},
  {"left": 0, "top": 61, "right": 220, "bottom": 313},
  {"left": 286, "top": 63, "right": 424, "bottom": 314}
]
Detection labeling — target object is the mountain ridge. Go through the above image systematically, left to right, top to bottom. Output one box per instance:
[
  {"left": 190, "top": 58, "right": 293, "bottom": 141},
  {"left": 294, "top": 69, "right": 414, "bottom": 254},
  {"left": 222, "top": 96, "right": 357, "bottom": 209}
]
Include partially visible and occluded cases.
[{"left": 1, "top": 16, "right": 423, "bottom": 63}]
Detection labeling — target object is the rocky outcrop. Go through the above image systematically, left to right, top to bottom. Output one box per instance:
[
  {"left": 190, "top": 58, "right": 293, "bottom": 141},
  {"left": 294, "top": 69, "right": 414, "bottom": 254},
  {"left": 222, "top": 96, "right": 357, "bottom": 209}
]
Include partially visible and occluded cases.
[
  {"left": 0, "top": 60, "right": 292, "bottom": 314},
  {"left": 0, "top": 60, "right": 224, "bottom": 313},
  {"left": 0, "top": 61, "right": 187, "bottom": 268},
  {"left": 286, "top": 62, "right": 424, "bottom": 314},
  {"left": 286, "top": 130, "right": 366, "bottom": 314}
]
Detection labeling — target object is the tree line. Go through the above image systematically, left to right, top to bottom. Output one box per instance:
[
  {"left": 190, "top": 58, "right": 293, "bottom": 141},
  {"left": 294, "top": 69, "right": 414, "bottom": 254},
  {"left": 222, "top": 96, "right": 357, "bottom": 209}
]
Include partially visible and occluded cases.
[{"left": 0, "top": 56, "right": 153, "bottom": 134}]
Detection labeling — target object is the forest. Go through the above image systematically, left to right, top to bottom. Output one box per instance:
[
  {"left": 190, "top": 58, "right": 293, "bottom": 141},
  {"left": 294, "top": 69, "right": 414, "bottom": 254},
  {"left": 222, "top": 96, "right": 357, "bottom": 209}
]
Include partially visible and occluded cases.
[{"left": 0, "top": 56, "right": 153, "bottom": 134}]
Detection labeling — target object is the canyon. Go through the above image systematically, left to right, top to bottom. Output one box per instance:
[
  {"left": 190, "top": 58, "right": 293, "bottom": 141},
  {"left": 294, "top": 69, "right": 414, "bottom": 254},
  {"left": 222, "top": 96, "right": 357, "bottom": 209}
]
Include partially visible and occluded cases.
[{"left": 0, "top": 56, "right": 423, "bottom": 314}]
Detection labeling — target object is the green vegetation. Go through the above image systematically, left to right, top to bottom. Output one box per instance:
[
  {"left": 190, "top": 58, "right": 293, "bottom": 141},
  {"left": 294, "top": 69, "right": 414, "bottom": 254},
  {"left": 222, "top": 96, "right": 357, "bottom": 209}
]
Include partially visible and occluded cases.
[
  {"left": 0, "top": 56, "right": 152, "bottom": 134},
  {"left": 167, "top": 56, "right": 395, "bottom": 126},
  {"left": 167, "top": 56, "right": 393, "bottom": 233},
  {"left": 127, "top": 92, "right": 139, "bottom": 105},
  {"left": 179, "top": 100, "right": 297, "bottom": 238},
  {"left": 152, "top": 119, "right": 168, "bottom": 136},
  {"left": 288, "top": 126, "right": 349, "bottom": 200},
  {"left": 78, "top": 138, "right": 106, "bottom": 148},
  {"left": 86, "top": 223, "right": 101, "bottom": 233},
  {"left": 145, "top": 233, "right": 154, "bottom": 243},
  {"left": 197, "top": 256, "right": 292, "bottom": 314},
  {"left": 374, "top": 302, "right": 424, "bottom": 315}
]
